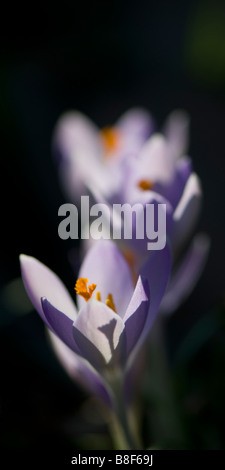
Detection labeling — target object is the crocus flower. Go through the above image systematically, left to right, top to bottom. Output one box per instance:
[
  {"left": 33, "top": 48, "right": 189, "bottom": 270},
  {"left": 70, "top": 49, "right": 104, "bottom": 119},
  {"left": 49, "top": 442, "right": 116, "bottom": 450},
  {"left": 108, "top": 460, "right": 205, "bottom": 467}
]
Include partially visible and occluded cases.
[
  {"left": 53, "top": 106, "right": 209, "bottom": 313},
  {"left": 52, "top": 108, "right": 154, "bottom": 203},
  {"left": 77, "top": 111, "right": 209, "bottom": 315},
  {"left": 86, "top": 121, "right": 200, "bottom": 255},
  {"left": 113, "top": 133, "right": 210, "bottom": 314},
  {"left": 85, "top": 170, "right": 209, "bottom": 316},
  {"left": 20, "top": 240, "right": 171, "bottom": 403}
]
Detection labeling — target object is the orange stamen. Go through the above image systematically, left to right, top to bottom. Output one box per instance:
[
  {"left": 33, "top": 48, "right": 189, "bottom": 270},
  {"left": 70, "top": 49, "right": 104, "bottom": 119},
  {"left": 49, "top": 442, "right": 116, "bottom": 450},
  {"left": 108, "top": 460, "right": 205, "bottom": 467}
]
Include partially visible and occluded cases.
[
  {"left": 100, "top": 126, "right": 120, "bottom": 155},
  {"left": 138, "top": 179, "right": 154, "bottom": 191},
  {"left": 75, "top": 278, "right": 97, "bottom": 302},
  {"left": 75, "top": 278, "right": 117, "bottom": 313},
  {"left": 96, "top": 291, "right": 101, "bottom": 301},
  {"left": 106, "top": 293, "right": 117, "bottom": 313}
]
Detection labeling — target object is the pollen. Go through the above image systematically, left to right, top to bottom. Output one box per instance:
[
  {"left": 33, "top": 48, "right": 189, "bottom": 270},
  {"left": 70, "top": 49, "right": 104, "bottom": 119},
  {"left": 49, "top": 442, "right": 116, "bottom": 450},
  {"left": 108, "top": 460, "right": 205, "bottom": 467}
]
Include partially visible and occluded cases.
[
  {"left": 100, "top": 126, "right": 120, "bottom": 154},
  {"left": 138, "top": 179, "right": 154, "bottom": 191},
  {"left": 75, "top": 277, "right": 117, "bottom": 313},
  {"left": 75, "top": 278, "right": 97, "bottom": 301},
  {"left": 96, "top": 289, "right": 117, "bottom": 313},
  {"left": 96, "top": 291, "right": 101, "bottom": 301},
  {"left": 105, "top": 293, "right": 117, "bottom": 313}
]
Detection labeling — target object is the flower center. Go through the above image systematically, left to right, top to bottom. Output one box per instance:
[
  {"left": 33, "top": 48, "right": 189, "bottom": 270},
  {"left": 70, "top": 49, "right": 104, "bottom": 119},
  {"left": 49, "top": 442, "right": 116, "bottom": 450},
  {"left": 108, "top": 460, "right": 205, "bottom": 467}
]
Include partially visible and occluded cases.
[
  {"left": 100, "top": 126, "right": 120, "bottom": 155},
  {"left": 137, "top": 179, "right": 154, "bottom": 191},
  {"left": 75, "top": 277, "right": 117, "bottom": 313}
]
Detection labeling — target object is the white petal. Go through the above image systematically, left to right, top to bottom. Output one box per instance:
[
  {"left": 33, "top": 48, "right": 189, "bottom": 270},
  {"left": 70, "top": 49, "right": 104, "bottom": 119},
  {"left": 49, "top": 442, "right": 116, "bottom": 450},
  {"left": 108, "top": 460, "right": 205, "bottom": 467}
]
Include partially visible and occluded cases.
[
  {"left": 53, "top": 111, "right": 101, "bottom": 158},
  {"left": 138, "top": 134, "right": 175, "bottom": 183},
  {"left": 172, "top": 173, "right": 202, "bottom": 253},
  {"left": 77, "top": 240, "right": 133, "bottom": 317},
  {"left": 73, "top": 299, "right": 125, "bottom": 368}
]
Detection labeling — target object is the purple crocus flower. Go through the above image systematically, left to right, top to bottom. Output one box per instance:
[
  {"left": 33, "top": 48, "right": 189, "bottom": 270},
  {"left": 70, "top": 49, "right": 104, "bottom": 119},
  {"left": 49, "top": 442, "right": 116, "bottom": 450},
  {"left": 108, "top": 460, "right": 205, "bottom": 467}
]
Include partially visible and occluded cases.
[
  {"left": 53, "top": 106, "right": 209, "bottom": 313},
  {"left": 52, "top": 108, "right": 154, "bottom": 203},
  {"left": 79, "top": 111, "right": 209, "bottom": 315},
  {"left": 86, "top": 119, "right": 200, "bottom": 253},
  {"left": 117, "top": 137, "right": 210, "bottom": 314},
  {"left": 85, "top": 170, "right": 209, "bottom": 316},
  {"left": 20, "top": 240, "right": 171, "bottom": 403}
]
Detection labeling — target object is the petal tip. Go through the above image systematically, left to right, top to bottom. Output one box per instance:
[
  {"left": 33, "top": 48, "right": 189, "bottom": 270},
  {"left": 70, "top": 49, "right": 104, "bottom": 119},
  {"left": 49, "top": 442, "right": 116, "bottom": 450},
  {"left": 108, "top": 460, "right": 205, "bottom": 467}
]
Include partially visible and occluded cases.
[{"left": 19, "top": 254, "right": 34, "bottom": 272}]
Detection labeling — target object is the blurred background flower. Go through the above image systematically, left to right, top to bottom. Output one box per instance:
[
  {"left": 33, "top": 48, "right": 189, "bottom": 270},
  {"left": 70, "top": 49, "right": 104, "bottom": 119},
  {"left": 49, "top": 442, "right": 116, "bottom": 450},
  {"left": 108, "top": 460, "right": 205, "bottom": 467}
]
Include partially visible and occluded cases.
[{"left": 0, "top": 0, "right": 225, "bottom": 453}]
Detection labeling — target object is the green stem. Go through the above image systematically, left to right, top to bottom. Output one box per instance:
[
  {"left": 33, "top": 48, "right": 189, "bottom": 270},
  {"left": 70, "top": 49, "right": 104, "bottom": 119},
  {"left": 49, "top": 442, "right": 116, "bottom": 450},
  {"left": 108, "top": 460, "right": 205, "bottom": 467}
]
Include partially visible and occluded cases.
[
  {"left": 146, "top": 316, "right": 185, "bottom": 447},
  {"left": 106, "top": 371, "right": 141, "bottom": 450}
]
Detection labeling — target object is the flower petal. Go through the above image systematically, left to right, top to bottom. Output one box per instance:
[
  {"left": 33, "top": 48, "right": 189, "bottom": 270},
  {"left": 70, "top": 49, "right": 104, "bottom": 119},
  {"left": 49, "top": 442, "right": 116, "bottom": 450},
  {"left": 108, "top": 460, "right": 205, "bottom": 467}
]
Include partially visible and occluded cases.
[
  {"left": 116, "top": 107, "right": 154, "bottom": 140},
  {"left": 163, "top": 109, "right": 190, "bottom": 160},
  {"left": 52, "top": 111, "right": 101, "bottom": 164},
  {"left": 52, "top": 111, "right": 103, "bottom": 201},
  {"left": 138, "top": 134, "right": 175, "bottom": 184},
  {"left": 153, "top": 156, "right": 192, "bottom": 208},
  {"left": 176, "top": 156, "right": 192, "bottom": 183},
  {"left": 86, "top": 160, "right": 123, "bottom": 201},
  {"left": 171, "top": 173, "right": 202, "bottom": 253},
  {"left": 115, "top": 196, "right": 173, "bottom": 256},
  {"left": 160, "top": 233, "right": 210, "bottom": 314},
  {"left": 77, "top": 240, "right": 133, "bottom": 317},
  {"left": 139, "top": 242, "right": 172, "bottom": 339},
  {"left": 20, "top": 255, "right": 77, "bottom": 325},
  {"left": 123, "top": 276, "right": 150, "bottom": 357},
  {"left": 41, "top": 298, "right": 79, "bottom": 354},
  {"left": 73, "top": 299, "right": 126, "bottom": 371},
  {"left": 48, "top": 331, "right": 112, "bottom": 405}
]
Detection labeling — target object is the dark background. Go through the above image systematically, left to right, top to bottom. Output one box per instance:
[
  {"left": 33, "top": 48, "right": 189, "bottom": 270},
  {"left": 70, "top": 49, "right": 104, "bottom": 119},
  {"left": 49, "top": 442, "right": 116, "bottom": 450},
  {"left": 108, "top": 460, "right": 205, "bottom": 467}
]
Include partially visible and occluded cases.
[{"left": 0, "top": 0, "right": 225, "bottom": 453}]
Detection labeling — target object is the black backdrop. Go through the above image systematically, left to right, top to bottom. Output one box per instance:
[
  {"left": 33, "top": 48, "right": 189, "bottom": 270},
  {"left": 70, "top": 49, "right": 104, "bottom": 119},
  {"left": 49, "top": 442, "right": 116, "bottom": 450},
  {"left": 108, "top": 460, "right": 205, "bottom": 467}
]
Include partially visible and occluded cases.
[{"left": 0, "top": 0, "right": 225, "bottom": 452}]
